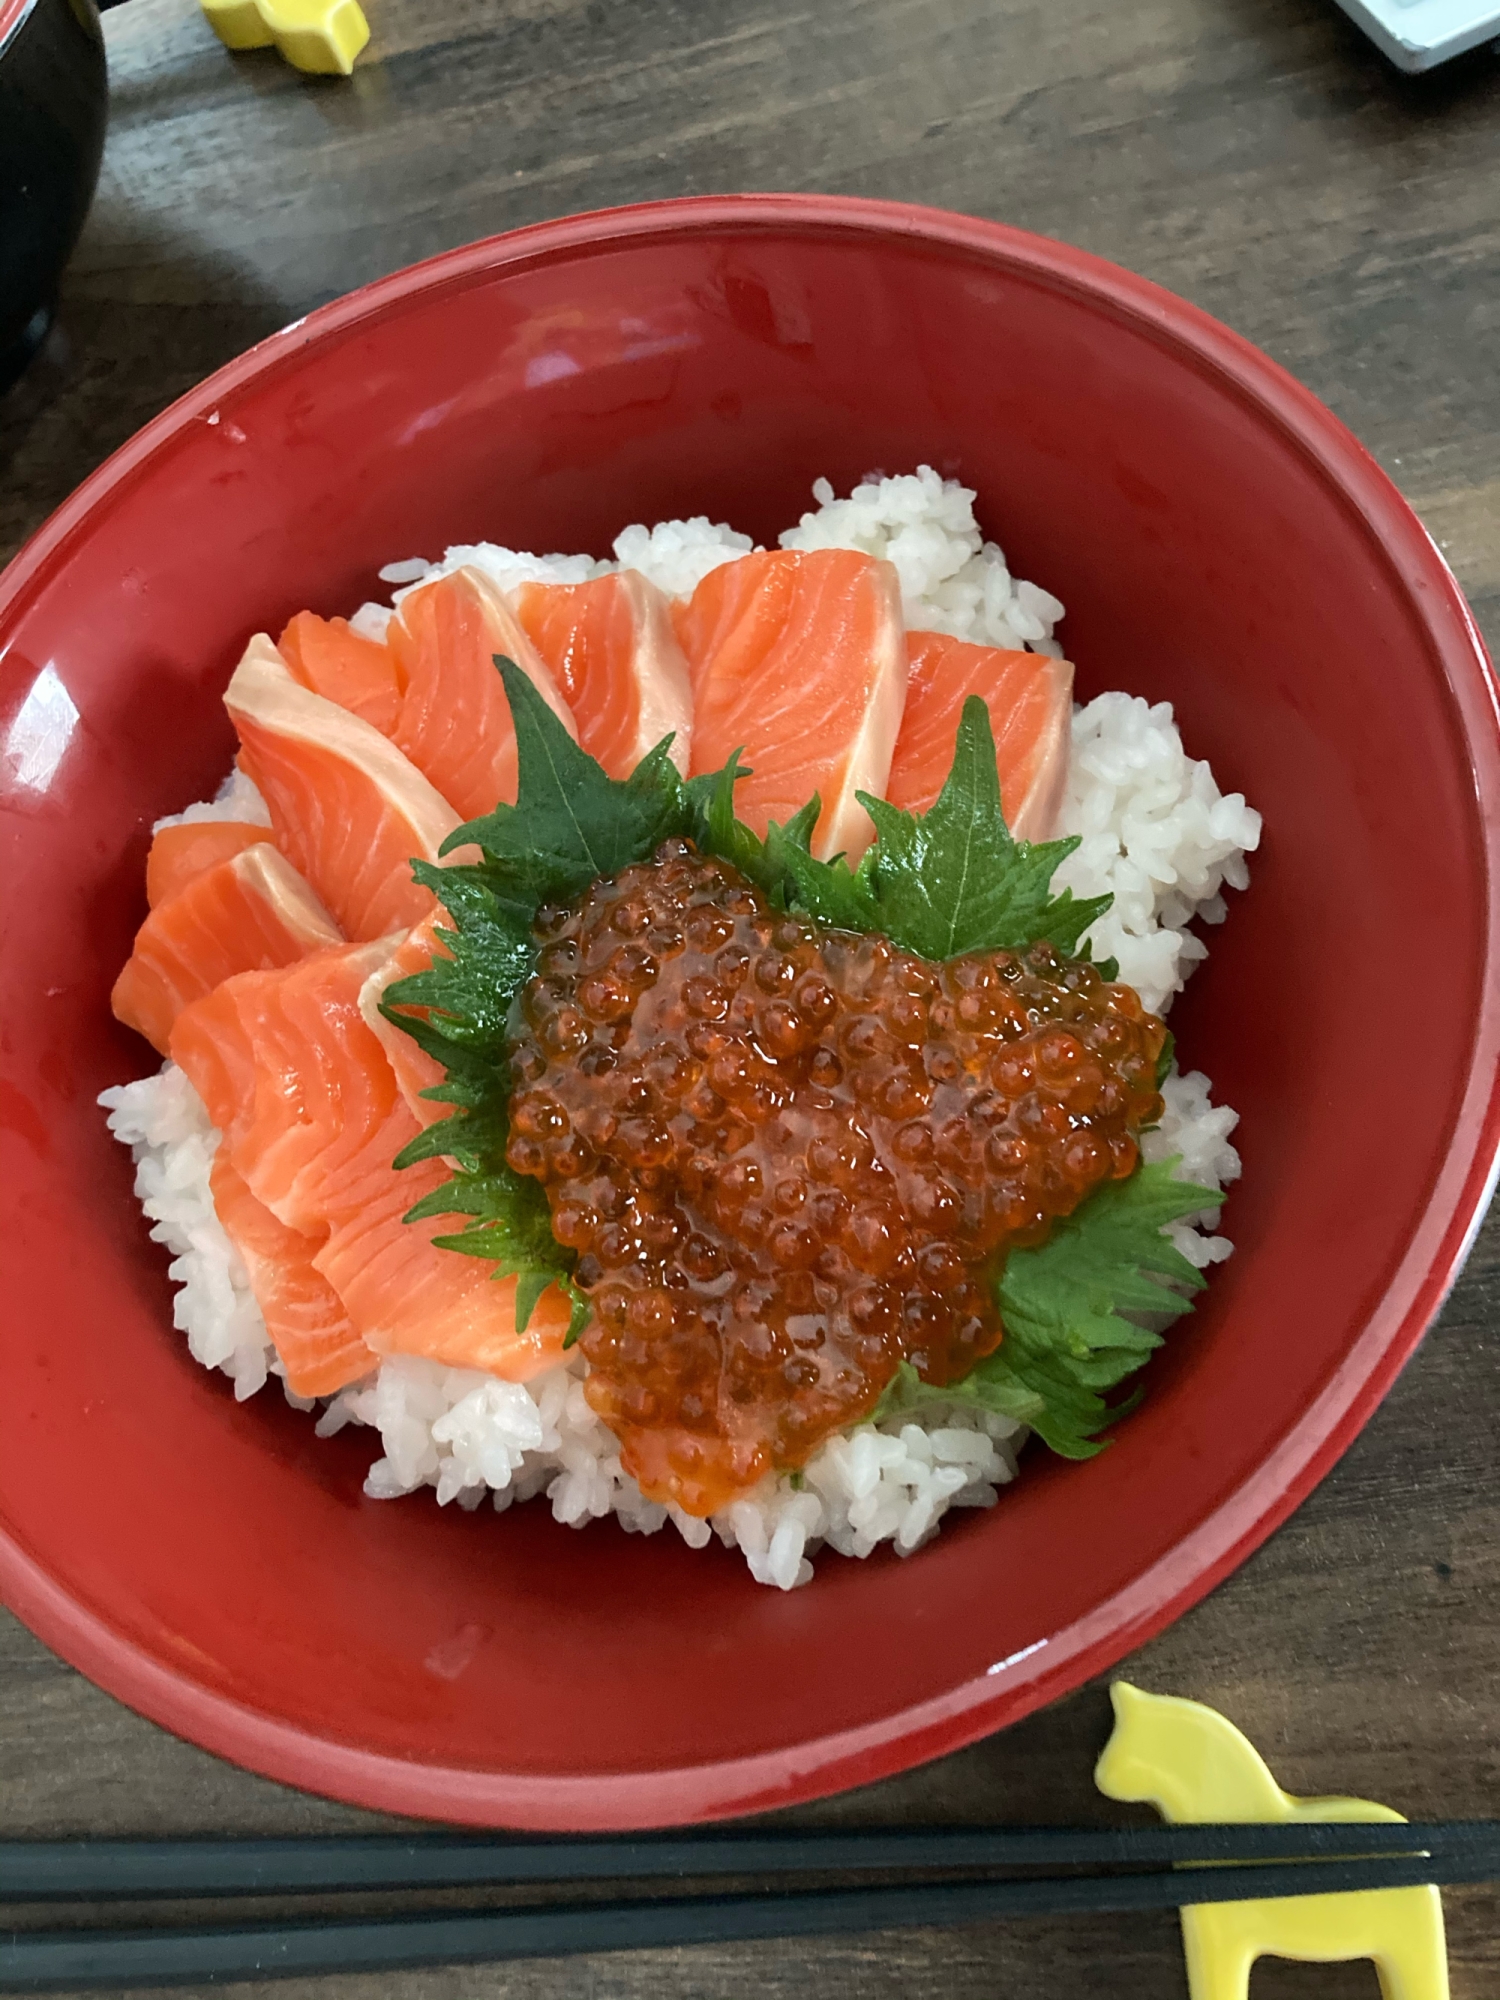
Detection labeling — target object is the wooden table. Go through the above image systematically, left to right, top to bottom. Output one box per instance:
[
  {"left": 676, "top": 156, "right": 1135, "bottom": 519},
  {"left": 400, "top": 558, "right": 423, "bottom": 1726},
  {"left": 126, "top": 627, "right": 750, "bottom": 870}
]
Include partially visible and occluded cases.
[{"left": 4, "top": 1, "right": 1499, "bottom": 1993}]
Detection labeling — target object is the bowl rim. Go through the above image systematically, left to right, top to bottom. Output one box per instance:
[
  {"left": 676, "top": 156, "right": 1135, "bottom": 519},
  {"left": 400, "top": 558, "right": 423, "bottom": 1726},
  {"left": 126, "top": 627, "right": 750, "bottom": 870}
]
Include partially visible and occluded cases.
[{"left": 4, "top": 192, "right": 1499, "bottom": 1829}]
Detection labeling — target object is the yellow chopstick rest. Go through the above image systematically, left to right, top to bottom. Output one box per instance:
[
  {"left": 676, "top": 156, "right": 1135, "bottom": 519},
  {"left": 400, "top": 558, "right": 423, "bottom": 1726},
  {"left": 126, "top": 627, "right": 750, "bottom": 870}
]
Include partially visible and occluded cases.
[
  {"left": 201, "top": 0, "right": 369, "bottom": 74},
  {"left": 1095, "top": 1682, "right": 1450, "bottom": 2000}
]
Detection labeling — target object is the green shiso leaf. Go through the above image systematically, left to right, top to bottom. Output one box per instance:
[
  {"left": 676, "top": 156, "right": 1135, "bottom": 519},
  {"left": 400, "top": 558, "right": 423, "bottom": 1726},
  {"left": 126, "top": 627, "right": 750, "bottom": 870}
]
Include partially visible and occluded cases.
[
  {"left": 388, "top": 652, "right": 1217, "bottom": 1434},
  {"left": 440, "top": 659, "right": 696, "bottom": 922},
  {"left": 689, "top": 695, "right": 1111, "bottom": 964},
  {"left": 856, "top": 696, "right": 1111, "bottom": 960},
  {"left": 685, "top": 753, "right": 792, "bottom": 901},
  {"left": 764, "top": 809, "right": 879, "bottom": 933},
  {"left": 873, "top": 1160, "right": 1223, "bottom": 1455}
]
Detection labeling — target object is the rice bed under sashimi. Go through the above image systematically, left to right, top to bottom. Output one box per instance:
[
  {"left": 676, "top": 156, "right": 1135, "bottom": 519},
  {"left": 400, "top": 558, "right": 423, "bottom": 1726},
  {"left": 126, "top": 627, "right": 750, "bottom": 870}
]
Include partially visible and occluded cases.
[{"left": 102, "top": 468, "right": 1260, "bottom": 1590}]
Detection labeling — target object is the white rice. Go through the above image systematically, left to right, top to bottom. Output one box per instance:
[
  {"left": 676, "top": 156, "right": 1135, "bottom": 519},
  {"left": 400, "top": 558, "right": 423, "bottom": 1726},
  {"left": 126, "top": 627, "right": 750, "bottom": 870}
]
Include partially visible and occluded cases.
[
  {"left": 780, "top": 466, "right": 1067, "bottom": 658},
  {"left": 101, "top": 470, "right": 1260, "bottom": 1589},
  {"left": 1054, "top": 696, "right": 1257, "bottom": 1015},
  {"left": 150, "top": 765, "right": 271, "bottom": 834},
  {"left": 100, "top": 1064, "right": 277, "bottom": 1401}
]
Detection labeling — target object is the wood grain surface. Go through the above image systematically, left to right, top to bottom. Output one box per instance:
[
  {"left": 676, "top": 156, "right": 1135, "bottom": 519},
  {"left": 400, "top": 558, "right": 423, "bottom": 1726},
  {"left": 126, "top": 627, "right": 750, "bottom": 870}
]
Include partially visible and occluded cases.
[{"left": 3, "top": 1, "right": 1498, "bottom": 1994}]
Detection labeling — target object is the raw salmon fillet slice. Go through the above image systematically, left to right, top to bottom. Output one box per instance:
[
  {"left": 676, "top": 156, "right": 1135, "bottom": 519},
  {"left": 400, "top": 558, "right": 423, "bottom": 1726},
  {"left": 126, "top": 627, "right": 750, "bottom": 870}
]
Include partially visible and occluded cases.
[
  {"left": 678, "top": 549, "right": 906, "bottom": 861},
  {"left": 387, "top": 567, "right": 579, "bottom": 819},
  {"left": 512, "top": 571, "right": 693, "bottom": 777},
  {"left": 278, "top": 611, "right": 403, "bottom": 734},
  {"left": 886, "top": 630, "right": 1074, "bottom": 838},
  {"left": 225, "top": 634, "right": 461, "bottom": 942},
  {"left": 145, "top": 821, "right": 274, "bottom": 909},
  {"left": 111, "top": 843, "right": 342, "bottom": 1055},
  {"left": 357, "top": 917, "right": 450, "bottom": 1128},
  {"left": 172, "top": 940, "right": 402, "bottom": 1238},
  {"left": 171, "top": 944, "right": 571, "bottom": 1381},
  {"left": 308, "top": 1101, "right": 572, "bottom": 1379},
  {"left": 209, "top": 1152, "right": 374, "bottom": 1397}
]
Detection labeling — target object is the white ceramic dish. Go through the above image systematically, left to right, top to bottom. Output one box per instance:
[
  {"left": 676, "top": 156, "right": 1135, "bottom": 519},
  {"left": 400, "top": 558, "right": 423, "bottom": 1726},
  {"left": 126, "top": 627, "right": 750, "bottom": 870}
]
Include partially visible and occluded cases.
[{"left": 1333, "top": 0, "right": 1500, "bottom": 70}]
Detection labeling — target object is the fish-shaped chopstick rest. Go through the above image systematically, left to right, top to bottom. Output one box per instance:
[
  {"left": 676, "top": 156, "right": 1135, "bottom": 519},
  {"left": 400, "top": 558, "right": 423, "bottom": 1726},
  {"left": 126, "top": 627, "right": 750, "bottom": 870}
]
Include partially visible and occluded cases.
[
  {"left": 201, "top": 0, "right": 369, "bottom": 75},
  {"left": 1096, "top": 1682, "right": 1449, "bottom": 2000}
]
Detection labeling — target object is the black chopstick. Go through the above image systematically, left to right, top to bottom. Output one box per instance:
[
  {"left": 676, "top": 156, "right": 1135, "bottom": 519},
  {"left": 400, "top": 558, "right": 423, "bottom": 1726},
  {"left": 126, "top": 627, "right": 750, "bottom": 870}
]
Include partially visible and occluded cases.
[
  {"left": 6, "top": 1820, "right": 1497, "bottom": 1900},
  {"left": 5, "top": 1846, "right": 1500, "bottom": 1993}
]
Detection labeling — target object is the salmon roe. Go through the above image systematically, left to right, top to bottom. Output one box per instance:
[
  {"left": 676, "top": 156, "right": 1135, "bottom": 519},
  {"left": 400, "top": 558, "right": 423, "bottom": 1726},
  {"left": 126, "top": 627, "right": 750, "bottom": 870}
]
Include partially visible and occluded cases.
[{"left": 506, "top": 840, "right": 1166, "bottom": 1517}]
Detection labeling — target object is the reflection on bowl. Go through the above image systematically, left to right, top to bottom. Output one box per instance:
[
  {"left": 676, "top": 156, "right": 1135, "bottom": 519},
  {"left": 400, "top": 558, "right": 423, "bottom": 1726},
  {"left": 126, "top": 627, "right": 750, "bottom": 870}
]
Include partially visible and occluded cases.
[{"left": 1, "top": 197, "right": 1497, "bottom": 1829}]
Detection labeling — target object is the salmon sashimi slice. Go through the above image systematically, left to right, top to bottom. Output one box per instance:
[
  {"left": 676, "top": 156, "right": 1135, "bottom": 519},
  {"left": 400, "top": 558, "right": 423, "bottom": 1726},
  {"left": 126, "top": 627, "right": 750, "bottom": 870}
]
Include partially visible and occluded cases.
[
  {"left": 679, "top": 549, "right": 906, "bottom": 861},
  {"left": 387, "top": 566, "right": 579, "bottom": 820},
  {"left": 512, "top": 570, "right": 693, "bottom": 777},
  {"left": 278, "top": 611, "right": 404, "bottom": 735},
  {"left": 886, "top": 630, "right": 1074, "bottom": 838},
  {"left": 225, "top": 634, "right": 462, "bottom": 942},
  {"left": 145, "top": 821, "right": 275, "bottom": 909},
  {"left": 112, "top": 844, "right": 343, "bottom": 1056},
  {"left": 357, "top": 917, "right": 450, "bottom": 1128},
  {"left": 171, "top": 940, "right": 399, "bottom": 1238},
  {"left": 170, "top": 944, "right": 571, "bottom": 1382},
  {"left": 311, "top": 1104, "right": 573, "bottom": 1379},
  {"left": 209, "top": 1152, "right": 375, "bottom": 1397}
]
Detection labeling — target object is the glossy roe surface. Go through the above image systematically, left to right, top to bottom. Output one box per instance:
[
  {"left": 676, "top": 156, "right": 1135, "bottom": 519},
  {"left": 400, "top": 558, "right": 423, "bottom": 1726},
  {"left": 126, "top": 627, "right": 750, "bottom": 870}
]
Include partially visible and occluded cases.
[{"left": 511, "top": 843, "right": 1164, "bottom": 1515}]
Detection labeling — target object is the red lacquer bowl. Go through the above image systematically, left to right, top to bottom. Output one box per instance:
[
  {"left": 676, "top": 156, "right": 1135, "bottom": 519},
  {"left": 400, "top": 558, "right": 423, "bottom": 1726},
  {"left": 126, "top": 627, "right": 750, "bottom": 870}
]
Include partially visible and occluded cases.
[{"left": 3, "top": 197, "right": 1498, "bottom": 1829}]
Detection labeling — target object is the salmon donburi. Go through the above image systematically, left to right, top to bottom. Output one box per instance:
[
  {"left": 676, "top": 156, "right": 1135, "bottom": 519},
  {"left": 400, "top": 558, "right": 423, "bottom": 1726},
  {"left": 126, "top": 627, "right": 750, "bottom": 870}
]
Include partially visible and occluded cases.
[{"left": 102, "top": 470, "right": 1260, "bottom": 1589}]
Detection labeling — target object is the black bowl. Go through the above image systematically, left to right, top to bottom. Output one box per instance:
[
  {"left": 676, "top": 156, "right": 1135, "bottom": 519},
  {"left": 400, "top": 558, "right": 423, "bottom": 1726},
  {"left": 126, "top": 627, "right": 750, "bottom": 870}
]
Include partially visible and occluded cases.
[{"left": 0, "top": 0, "right": 108, "bottom": 390}]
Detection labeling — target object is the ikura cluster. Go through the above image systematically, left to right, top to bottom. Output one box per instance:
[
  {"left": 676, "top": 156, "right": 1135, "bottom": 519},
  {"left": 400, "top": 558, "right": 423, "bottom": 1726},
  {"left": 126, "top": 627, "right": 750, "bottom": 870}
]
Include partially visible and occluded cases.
[{"left": 506, "top": 840, "right": 1167, "bottom": 1516}]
